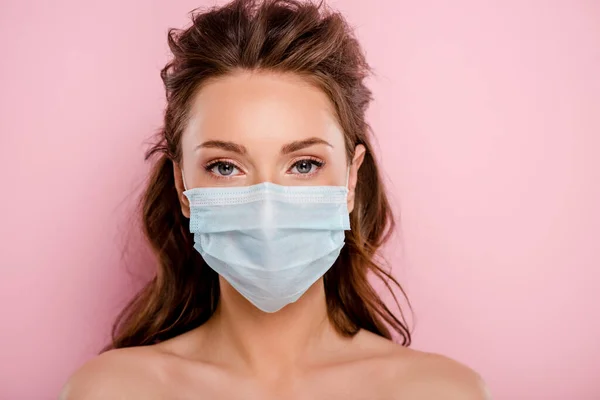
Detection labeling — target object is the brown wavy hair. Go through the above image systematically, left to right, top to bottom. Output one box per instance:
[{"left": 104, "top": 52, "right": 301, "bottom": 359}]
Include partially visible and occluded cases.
[{"left": 104, "top": 0, "right": 411, "bottom": 351}]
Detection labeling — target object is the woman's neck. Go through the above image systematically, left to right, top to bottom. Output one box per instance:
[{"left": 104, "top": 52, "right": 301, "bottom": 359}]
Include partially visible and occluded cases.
[{"left": 198, "top": 277, "right": 344, "bottom": 379}]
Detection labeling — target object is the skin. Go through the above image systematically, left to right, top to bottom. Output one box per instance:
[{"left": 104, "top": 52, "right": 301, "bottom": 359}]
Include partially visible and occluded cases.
[{"left": 60, "top": 70, "right": 490, "bottom": 399}]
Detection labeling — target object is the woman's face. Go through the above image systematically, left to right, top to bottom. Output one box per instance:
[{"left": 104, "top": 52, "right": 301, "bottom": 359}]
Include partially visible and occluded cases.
[{"left": 174, "top": 70, "right": 365, "bottom": 217}]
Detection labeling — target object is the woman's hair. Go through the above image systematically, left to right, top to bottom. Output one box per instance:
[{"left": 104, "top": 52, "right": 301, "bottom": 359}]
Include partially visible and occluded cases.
[{"left": 104, "top": 0, "right": 411, "bottom": 351}]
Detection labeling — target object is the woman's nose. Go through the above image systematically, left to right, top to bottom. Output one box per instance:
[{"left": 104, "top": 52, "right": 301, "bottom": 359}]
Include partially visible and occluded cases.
[{"left": 248, "top": 165, "right": 283, "bottom": 186}]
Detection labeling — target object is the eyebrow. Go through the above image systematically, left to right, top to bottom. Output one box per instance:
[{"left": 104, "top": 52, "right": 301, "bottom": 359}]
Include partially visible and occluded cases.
[
  {"left": 196, "top": 137, "right": 333, "bottom": 155},
  {"left": 280, "top": 137, "right": 333, "bottom": 154},
  {"left": 196, "top": 140, "right": 247, "bottom": 154}
]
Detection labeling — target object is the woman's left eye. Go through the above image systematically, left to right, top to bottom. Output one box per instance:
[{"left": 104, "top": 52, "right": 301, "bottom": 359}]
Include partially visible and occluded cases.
[{"left": 289, "top": 159, "right": 324, "bottom": 175}]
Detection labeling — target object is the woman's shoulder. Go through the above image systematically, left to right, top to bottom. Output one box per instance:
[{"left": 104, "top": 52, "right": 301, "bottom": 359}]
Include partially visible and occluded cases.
[
  {"left": 353, "top": 331, "right": 490, "bottom": 399},
  {"left": 59, "top": 346, "right": 166, "bottom": 400},
  {"left": 394, "top": 349, "right": 490, "bottom": 399}
]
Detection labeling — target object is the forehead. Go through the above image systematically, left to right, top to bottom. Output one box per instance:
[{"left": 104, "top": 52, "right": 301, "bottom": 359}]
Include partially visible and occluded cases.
[{"left": 183, "top": 70, "right": 345, "bottom": 147}]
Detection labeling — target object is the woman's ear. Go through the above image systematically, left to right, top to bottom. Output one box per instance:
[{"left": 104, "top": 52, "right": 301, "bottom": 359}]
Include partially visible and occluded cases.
[
  {"left": 347, "top": 144, "right": 366, "bottom": 213},
  {"left": 172, "top": 161, "right": 191, "bottom": 218}
]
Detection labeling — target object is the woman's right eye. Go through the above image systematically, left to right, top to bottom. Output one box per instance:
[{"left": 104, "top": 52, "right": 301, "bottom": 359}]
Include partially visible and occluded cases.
[{"left": 205, "top": 161, "right": 241, "bottom": 178}]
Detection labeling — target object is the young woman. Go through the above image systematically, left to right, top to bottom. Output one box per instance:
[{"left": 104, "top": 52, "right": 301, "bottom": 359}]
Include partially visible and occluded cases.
[{"left": 61, "top": 0, "right": 488, "bottom": 398}]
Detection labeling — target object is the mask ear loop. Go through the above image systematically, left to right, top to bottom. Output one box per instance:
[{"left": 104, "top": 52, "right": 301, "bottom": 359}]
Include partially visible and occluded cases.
[
  {"left": 345, "top": 166, "right": 351, "bottom": 189},
  {"left": 182, "top": 169, "right": 189, "bottom": 191}
]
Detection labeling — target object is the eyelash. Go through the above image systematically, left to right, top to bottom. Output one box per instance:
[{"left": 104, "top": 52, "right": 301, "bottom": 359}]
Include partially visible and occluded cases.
[
  {"left": 203, "top": 157, "right": 325, "bottom": 179},
  {"left": 288, "top": 157, "right": 325, "bottom": 178},
  {"left": 204, "top": 159, "right": 243, "bottom": 180}
]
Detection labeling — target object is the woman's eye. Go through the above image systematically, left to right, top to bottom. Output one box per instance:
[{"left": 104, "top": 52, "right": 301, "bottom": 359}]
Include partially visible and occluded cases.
[
  {"left": 290, "top": 159, "right": 323, "bottom": 175},
  {"left": 206, "top": 161, "right": 240, "bottom": 177}
]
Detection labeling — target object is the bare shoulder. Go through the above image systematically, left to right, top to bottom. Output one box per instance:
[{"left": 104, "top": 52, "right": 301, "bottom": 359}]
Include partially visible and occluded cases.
[
  {"left": 352, "top": 331, "right": 490, "bottom": 399},
  {"left": 59, "top": 347, "right": 165, "bottom": 400},
  {"left": 397, "top": 349, "right": 490, "bottom": 399}
]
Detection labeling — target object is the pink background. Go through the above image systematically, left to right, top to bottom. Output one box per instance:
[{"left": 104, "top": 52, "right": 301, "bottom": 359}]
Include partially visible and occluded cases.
[{"left": 1, "top": 0, "right": 599, "bottom": 398}]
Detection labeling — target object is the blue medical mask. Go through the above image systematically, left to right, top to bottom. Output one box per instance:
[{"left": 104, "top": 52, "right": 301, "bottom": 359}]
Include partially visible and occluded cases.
[{"left": 182, "top": 171, "right": 351, "bottom": 313}]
